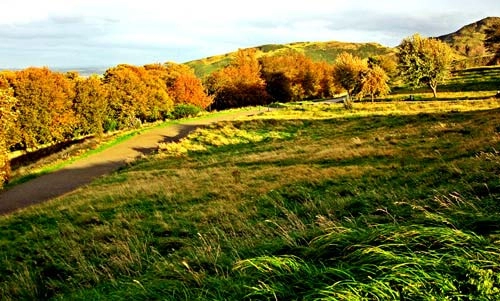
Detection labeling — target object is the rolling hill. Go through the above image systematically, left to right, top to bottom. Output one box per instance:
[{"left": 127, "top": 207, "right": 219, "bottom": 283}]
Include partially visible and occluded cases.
[
  {"left": 437, "top": 16, "right": 500, "bottom": 67},
  {"left": 186, "top": 17, "right": 500, "bottom": 78},
  {"left": 185, "top": 41, "right": 393, "bottom": 78}
]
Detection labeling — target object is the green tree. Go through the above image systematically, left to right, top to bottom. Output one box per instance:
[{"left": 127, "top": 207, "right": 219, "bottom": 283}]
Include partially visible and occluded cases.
[
  {"left": 397, "top": 34, "right": 454, "bottom": 98},
  {"left": 0, "top": 89, "right": 16, "bottom": 186}
]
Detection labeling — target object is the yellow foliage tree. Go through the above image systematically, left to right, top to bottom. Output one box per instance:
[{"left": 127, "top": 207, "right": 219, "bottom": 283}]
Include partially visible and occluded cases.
[
  {"left": 397, "top": 34, "right": 454, "bottom": 98},
  {"left": 332, "top": 52, "right": 368, "bottom": 100},
  {"left": 360, "top": 65, "right": 390, "bottom": 102}
]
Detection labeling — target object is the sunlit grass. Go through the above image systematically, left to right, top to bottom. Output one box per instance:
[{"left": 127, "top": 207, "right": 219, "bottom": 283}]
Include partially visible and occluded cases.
[{"left": 1, "top": 99, "right": 499, "bottom": 299}]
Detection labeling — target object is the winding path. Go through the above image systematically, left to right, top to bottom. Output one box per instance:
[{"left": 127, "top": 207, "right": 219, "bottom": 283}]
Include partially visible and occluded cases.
[{"left": 0, "top": 110, "right": 261, "bottom": 215}]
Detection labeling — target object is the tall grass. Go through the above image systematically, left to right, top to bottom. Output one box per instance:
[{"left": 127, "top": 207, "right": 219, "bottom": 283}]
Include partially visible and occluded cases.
[{"left": 0, "top": 100, "right": 499, "bottom": 299}]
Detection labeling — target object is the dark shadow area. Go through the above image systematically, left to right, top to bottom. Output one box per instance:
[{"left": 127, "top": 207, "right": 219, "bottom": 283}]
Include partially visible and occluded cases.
[
  {"left": 131, "top": 124, "right": 202, "bottom": 156},
  {"left": 160, "top": 124, "right": 201, "bottom": 143},
  {"left": 10, "top": 136, "right": 95, "bottom": 170}
]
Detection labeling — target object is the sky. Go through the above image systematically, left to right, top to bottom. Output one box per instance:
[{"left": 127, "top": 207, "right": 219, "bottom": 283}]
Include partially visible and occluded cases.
[{"left": 0, "top": 0, "right": 499, "bottom": 69}]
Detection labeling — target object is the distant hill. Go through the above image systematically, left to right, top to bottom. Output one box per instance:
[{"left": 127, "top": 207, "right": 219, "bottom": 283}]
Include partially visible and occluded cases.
[
  {"left": 437, "top": 16, "right": 500, "bottom": 66},
  {"left": 186, "top": 17, "right": 500, "bottom": 78},
  {"left": 185, "top": 41, "right": 393, "bottom": 78}
]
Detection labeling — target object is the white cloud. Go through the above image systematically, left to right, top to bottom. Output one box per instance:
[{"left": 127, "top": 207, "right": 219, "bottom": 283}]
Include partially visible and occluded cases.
[{"left": 0, "top": 0, "right": 499, "bottom": 68}]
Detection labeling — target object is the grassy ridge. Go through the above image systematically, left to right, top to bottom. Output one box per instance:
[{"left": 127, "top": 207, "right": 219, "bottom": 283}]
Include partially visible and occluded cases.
[
  {"left": 185, "top": 41, "right": 392, "bottom": 78},
  {"left": 1, "top": 100, "right": 500, "bottom": 299}
]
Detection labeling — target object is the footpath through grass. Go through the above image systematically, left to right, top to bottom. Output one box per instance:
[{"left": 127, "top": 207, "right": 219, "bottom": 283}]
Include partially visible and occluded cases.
[
  {"left": 0, "top": 99, "right": 499, "bottom": 300},
  {"left": 5, "top": 108, "right": 254, "bottom": 190}
]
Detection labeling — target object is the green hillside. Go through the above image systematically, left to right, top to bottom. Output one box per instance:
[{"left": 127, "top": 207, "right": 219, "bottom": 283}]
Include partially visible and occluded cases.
[
  {"left": 185, "top": 41, "right": 393, "bottom": 78},
  {"left": 1, "top": 100, "right": 500, "bottom": 299}
]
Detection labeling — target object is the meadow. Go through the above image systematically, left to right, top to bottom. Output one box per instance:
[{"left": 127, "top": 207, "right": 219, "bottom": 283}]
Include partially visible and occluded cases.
[{"left": 0, "top": 99, "right": 500, "bottom": 300}]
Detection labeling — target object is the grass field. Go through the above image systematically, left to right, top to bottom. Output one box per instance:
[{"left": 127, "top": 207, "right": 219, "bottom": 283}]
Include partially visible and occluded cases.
[
  {"left": 390, "top": 65, "right": 500, "bottom": 99},
  {"left": 1, "top": 99, "right": 500, "bottom": 300}
]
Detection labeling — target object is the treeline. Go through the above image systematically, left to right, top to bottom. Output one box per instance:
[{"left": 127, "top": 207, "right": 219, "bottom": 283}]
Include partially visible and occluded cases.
[
  {"left": 206, "top": 48, "right": 394, "bottom": 110},
  {"left": 0, "top": 49, "right": 395, "bottom": 186},
  {"left": 0, "top": 63, "right": 212, "bottom": 151}
]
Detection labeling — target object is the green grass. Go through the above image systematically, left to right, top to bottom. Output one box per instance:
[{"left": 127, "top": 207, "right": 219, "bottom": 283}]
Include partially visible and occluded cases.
[
  {"left": 390, "top": 65, "right": 500, "bottom": 98},
  {"left": 1, "top": 100, "right": 500, "bottom": 300}
]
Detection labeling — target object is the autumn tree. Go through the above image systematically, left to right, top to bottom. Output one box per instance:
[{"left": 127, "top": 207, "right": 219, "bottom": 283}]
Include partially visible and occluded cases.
[
  {"left": 397, "top": 34, "right": 454, "bottom": 98},
  {"left": 207, "top": 49, "right": 269, "bottom": 109},
  {"left": 261, "top": 51, "right": 333, "bottom": 102},
  {"left": 332, "top": 52, "right": 368, "bottom": 100},
  {"left": 156, "top": 63, "right": 213, "bottom": 109},
  {"left": 103, "top": 64, "right": 173, "bottom": 128},
  {"left": 104, "top": 65, "right": 147, "bottom": 128},
  {"left": 360, "top": 65, "right": 390, "bottom": 102},
  {"left": 11, "top": 67, "right": 76, "bottom": 149},
  {"left": 73, "top": 75, "right": 109, "bottom": 136},
  {"left": 0, "top": 89, "right": 16, "bottom": 186}
]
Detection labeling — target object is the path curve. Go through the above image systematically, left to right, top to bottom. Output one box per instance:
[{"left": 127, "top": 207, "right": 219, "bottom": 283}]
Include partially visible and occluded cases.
[{"left": 0, "top": 110, "right": 261, "bottom": 215}]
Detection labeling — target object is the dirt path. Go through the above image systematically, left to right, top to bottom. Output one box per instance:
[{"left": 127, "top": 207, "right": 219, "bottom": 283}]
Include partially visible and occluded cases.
[{"left": 0, "top": 110, "right": 262, "bottom": 215}]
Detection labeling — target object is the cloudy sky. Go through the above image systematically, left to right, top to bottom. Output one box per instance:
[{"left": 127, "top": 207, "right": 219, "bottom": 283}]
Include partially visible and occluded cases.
[{"left": 0, "top": 0, "right": 498, "bottom": 69}]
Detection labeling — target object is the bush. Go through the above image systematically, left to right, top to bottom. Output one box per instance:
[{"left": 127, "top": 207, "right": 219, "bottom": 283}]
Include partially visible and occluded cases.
[
  {"left": 170, "top": 104, "right": 202, "bottom": 119},
  {"left": 103, "top": 118, "right": 118, "bottom": 133}
]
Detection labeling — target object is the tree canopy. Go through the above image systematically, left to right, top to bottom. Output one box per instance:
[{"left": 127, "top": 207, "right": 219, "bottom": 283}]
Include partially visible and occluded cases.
[
  {"left": 397, "top": 34, "right": 454, "bottom": 98},
  {"left": 207, "top": 49, "right": 269, "bottom": 110},
  {"left": 0, "top": 89, "right": 16, "bottom": 186}
]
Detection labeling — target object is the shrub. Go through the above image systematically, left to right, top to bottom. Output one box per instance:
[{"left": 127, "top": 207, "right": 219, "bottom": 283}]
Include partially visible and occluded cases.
[{"left": 170, "top": 104, "right": 202, "bottom": 119}]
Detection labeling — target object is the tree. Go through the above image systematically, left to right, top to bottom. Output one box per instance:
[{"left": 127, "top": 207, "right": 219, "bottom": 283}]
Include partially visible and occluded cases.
[
  {"left": 397, "top": 34, "right": 454, "bottom": 98},
  {"left": 207, "top": 49, "right": 269, "bottom": 110},
  {"left": 260, "top": 51, "right": 331, "bottom": 102},
  {"left": 332, "top": 52, "right": 368, "bottom": 100},
  {"left": 156, "top": 63, "right": 213, "bottom": 109},
  {"left": 360, "top": 65, "right": 390, "bottom": 102},
  {"left": 11, "top": 67, "right": 76, "bottom": 149},
  {"left": 73, "top": 75, "right": 109, "bottom": 136},
  {"left": 0, "top": 89, "right": 16, "bottom": 186}
]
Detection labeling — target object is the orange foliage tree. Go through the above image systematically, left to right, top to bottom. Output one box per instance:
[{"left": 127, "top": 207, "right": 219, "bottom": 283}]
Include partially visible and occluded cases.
[
  {"left": 207, "top": 49, "right": 269, "bottom": 109},
  {"left": 261, "top": 51, "right": 335, "bottom": 102},
  {"left": 158, "top": 63, "right": 213, "bottom": 109},
  {"left": 103, "top": 64, "right": 173, "bottom": 129},
  {"left": 10, "top": 67, "right": 76, "bottom": 149},
  {"left": 0, "top": 88, "right": 16, "bottom": 186}
]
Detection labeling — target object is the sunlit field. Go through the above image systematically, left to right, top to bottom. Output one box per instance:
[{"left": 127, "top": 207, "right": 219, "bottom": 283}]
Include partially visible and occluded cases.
[{"left": 1, "top": 99, "right": 499, "bottom": 300}]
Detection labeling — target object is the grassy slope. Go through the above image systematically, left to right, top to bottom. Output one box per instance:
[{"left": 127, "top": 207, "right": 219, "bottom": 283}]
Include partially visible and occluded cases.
[
  {"left": 185, "top": 41, "right": 393, "bottom": 78},
  {"left": 1, "top": 100, "right": 500, "bottom": 300}
]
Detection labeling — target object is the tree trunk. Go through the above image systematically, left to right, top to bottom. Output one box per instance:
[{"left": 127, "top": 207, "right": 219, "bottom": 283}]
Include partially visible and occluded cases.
[{"left": 430, "top": 83, "right": 438, "bottom": 98}]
